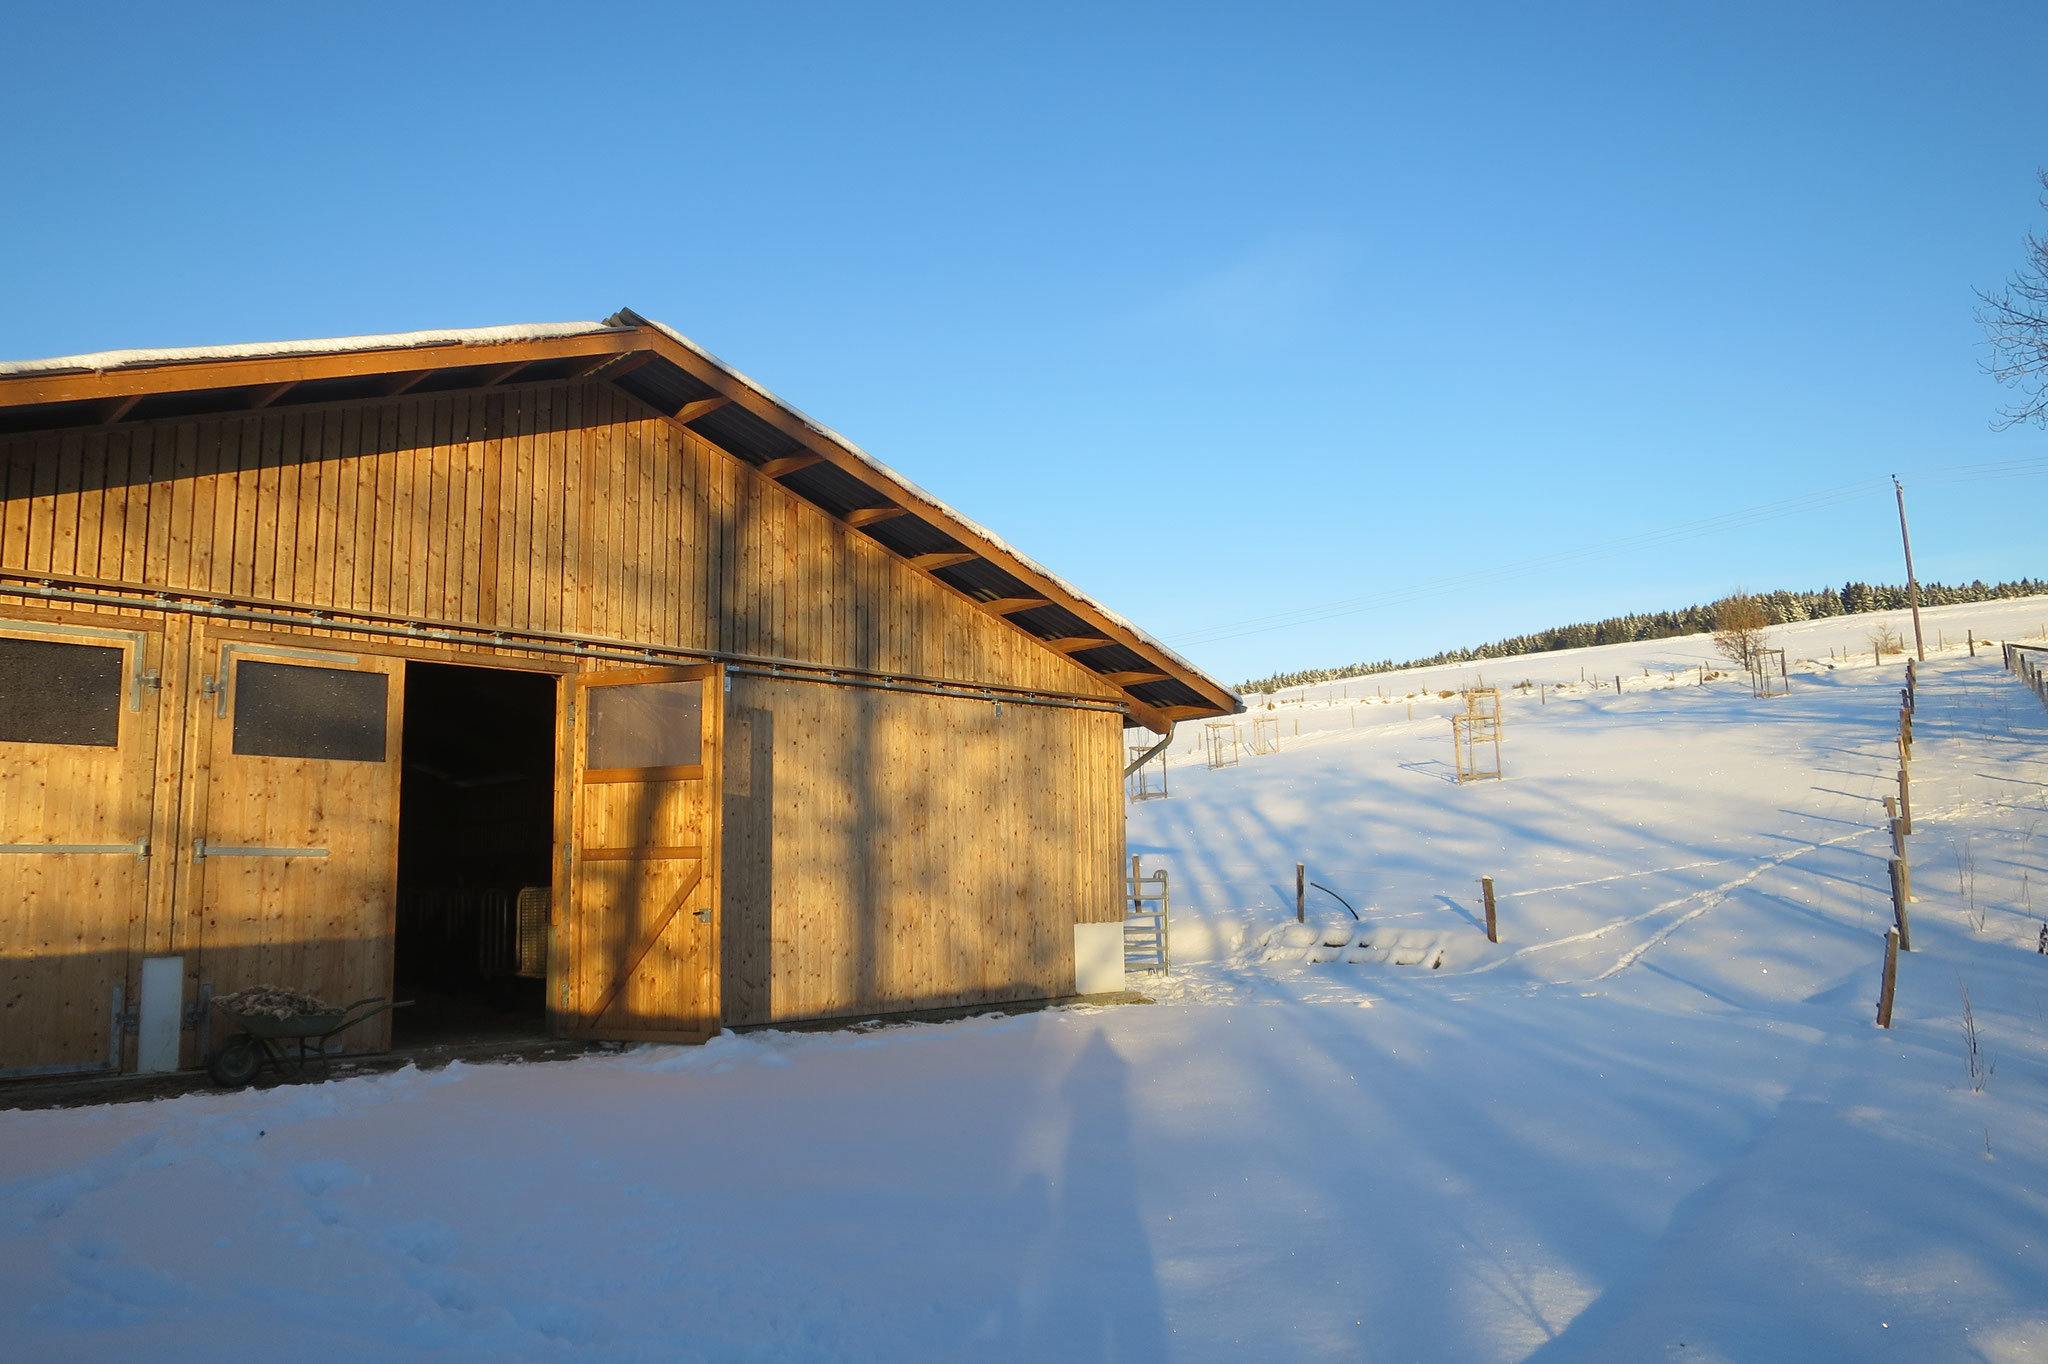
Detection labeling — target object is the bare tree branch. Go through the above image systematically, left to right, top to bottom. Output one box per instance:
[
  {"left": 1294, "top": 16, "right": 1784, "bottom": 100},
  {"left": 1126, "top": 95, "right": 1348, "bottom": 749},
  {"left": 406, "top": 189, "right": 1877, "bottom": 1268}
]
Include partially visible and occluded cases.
[{"left": 1976, "top": 170, "right": 2048, "bottom": 430}]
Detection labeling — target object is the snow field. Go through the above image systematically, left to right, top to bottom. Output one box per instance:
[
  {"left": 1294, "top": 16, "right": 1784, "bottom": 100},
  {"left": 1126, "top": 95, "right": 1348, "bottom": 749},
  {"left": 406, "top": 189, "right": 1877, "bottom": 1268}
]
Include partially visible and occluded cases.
[
  {"left": 1166, "top": 595, "right": 2048, "bottom": 771},
  {"left": 1, "top": 597, "right": 2045, "bottom": 1361}
]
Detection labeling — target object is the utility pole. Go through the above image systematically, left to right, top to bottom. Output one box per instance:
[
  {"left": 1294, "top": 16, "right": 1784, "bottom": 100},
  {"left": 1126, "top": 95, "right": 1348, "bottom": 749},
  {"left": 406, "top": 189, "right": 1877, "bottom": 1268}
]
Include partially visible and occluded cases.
[{"left": 1892, "top": 475, "right": 1926, "bottom": 663}]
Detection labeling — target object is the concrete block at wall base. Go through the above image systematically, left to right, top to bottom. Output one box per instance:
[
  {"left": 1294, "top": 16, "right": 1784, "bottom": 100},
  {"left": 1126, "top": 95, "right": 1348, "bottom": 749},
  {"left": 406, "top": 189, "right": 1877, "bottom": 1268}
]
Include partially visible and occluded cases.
[{"left": 1073, "top": 922, "right": 1126, "bottom": 995}]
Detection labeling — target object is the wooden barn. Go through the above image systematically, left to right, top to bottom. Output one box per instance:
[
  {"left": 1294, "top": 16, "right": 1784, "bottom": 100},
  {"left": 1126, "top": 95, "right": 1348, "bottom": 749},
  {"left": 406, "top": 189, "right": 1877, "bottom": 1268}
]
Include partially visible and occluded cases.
[{"left": 0, "top": 311, "right": 1238, "bottom": 1079}]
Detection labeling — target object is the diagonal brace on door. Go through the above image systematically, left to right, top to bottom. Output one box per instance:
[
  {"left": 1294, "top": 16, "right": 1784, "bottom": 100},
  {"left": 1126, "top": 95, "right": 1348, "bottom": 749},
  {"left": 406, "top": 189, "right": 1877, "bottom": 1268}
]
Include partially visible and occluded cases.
[{"left": 586, "top": 861, "right": 705, "bottom": 1028}]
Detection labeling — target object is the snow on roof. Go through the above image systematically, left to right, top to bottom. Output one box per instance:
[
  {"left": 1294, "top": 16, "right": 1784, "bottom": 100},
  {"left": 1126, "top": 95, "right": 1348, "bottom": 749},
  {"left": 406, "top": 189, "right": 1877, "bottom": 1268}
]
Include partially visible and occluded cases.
[
  {"left": 0, "top": 314, "right": 1236, "bottom": 713},
  {"left": 0, "top": 322, "right": 623, "bottom": 378}
]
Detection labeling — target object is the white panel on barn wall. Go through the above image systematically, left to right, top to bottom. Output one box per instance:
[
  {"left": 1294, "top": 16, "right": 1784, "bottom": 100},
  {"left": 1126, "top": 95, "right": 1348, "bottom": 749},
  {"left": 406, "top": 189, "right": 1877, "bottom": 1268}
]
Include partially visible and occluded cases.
[
  {"left": 1073, "top": 922, "right": 1125, "bottom": 996},
  {"left": 137, "top": 955, "right": 185, "bottom": 1074}
]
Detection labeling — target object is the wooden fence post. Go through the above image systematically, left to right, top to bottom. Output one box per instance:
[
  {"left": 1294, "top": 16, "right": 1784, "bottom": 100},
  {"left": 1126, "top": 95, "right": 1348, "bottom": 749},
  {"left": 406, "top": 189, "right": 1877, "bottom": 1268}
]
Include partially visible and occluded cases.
[
  {"left": 1968, "top": 629, "right": 1975, "bottom": 658},
  {"left": 1898, "top": 767, "right": 1912, "bottom": 836},
  {"left": 1890, "top": 859, "right": 1913, "bottom": 950},
  {"left": 1296, "top": 863, "right": 1305, "bottom": 924},
  {"left": 1481, "top": 876, "right": 1498, "bottom": 943},
  {"left": 1876, "top": 929, "right": 1899, "bottom": 1028}
]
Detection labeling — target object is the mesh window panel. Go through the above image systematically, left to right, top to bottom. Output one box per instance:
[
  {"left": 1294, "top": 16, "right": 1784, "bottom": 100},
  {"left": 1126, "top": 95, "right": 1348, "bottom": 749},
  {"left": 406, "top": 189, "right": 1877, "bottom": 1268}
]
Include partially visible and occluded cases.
[
  {"left": 0, "top": 637, "right": 123, "bottom": 747},
  {"left": 232, "top": 660, "right": 388, "bottom": 762},
  {"left": 586, "top": 682, "right": 702, "bottom": 770}
]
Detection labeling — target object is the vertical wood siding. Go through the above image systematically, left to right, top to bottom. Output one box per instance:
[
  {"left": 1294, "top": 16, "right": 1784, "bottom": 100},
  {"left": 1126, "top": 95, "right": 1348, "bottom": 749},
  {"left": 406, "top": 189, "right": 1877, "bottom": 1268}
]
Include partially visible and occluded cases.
[
  {"left": 1, "top": 378, "right": 1127, "bottom": 1036},
  {"left": 1, "top": 382, "right": 1115, "bottom": 698},
  {"left": 720, "top": 676, "right": 1124, "bottom": 1027}
]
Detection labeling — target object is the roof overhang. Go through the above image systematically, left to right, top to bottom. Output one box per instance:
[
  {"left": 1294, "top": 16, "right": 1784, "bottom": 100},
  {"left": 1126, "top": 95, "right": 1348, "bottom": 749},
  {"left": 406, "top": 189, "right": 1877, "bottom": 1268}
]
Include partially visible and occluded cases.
[{"left": 0, "top": 313, "right": 1241, "bottom": 731}]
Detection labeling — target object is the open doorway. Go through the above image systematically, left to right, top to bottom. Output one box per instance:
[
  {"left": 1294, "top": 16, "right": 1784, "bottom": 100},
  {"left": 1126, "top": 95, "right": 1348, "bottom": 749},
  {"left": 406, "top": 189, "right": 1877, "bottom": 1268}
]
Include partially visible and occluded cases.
[{"left": 393, "top": 662, "right": 558, "bottom": 1046}]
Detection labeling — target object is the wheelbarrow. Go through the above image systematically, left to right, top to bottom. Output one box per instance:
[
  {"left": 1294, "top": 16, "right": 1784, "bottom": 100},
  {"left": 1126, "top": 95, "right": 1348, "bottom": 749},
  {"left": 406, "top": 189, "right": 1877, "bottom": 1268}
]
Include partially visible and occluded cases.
[{"left": 205, "top": 996, "right": 413, "bottom": 1088}]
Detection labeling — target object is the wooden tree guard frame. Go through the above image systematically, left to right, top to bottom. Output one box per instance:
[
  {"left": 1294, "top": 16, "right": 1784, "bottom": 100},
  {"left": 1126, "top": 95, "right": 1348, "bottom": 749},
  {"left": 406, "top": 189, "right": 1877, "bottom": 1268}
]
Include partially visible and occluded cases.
[
  {"left": 1751, "top": 647, "right": 1790, "bottom": 698},
  {"left": 1451, "top": 687, "right": 1504, "bottom": 783},
  {"left": 1249, "top": 715, "right": 1282, "bottom": 755},
  {"left": 1205, "top": 720, "right": 1242, "bottom": 769},
  {"left": 1126, "top": 744, "right": 1169, "bottom": 801}
]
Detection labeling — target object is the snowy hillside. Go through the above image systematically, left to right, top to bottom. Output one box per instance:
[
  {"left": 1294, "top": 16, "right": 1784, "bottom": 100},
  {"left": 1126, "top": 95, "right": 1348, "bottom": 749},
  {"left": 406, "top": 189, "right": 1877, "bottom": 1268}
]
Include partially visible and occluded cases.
[{"left": 2, "top": 598, "right": 2046, "bottom": 1362}]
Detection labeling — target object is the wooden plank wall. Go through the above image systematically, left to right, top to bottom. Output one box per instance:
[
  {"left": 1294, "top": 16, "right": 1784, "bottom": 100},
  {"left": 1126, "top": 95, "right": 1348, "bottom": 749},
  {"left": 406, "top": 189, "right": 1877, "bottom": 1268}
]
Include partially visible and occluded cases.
[
  {"left": 0, "top": 378, "right": 1131, "bottom": 1038},
  {"left": 0, "top": 381, "right": 1117, "bottom": 701},
  {"left": 0, "top": 614, "right": 157, "bottom": 1072},
  {"left": 721, "top": 675, "right": 1124, "bottom": 1026}
]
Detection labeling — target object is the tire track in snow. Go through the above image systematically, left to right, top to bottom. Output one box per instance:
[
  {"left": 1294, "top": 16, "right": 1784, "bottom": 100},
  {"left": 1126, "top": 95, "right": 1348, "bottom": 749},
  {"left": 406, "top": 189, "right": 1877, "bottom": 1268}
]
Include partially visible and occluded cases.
[
  {"left": 1455, "top": 827, "right": 1882, "bottom": 981},
  {"left": 1592, "top": 827, "right": 1879, "bottom": 980},
  {"left": 1500, "top": 857, "right": 1740, "bottom": 899}
]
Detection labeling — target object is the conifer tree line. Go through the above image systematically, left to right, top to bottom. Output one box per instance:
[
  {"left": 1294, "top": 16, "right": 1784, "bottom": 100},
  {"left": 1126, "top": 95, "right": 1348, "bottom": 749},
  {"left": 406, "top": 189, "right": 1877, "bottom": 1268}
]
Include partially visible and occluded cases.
[{"left": 1236, "top": 578, "right": 2048, "bottom": 694}]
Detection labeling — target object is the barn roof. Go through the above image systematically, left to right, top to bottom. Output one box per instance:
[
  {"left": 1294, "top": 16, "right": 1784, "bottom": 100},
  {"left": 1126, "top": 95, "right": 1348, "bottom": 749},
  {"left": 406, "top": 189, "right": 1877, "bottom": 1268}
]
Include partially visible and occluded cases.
[{"left": 0, "top": 312, "right": 1239, "bottom": 730}]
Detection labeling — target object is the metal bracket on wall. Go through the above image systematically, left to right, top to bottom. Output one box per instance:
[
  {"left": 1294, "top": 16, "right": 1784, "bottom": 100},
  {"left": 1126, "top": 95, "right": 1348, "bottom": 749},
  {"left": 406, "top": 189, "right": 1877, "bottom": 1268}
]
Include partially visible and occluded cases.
[
  {"left": 0, "top": 839, "right": 149, "bottom": 857},
  {"left": 192, "top": 839, "right": 330, "bottom": 860},
  {"left": 181, "top": 982, "right": 214, "bottom": 1032}
]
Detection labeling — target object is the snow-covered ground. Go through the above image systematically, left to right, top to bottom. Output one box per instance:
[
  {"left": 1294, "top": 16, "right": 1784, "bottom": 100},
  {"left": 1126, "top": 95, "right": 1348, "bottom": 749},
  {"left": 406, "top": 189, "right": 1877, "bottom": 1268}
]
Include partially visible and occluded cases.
[
  {"left": 1176, "top": 595, "right": 2048, "bottom": 771},
  {"left": 3, "top": 599, "right": 2047, "bottom": 1362}
]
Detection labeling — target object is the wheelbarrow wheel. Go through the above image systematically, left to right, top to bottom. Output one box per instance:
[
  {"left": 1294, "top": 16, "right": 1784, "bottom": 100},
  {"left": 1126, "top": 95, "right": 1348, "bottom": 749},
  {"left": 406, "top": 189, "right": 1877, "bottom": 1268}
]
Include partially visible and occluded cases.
[{"left": 206, "top": 1035, "right": 262, "bottom": 1089}]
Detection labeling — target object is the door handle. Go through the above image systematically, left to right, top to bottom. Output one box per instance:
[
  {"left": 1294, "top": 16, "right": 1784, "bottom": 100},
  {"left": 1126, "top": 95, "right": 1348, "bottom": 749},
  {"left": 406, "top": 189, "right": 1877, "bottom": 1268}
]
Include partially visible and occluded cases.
[{"left": 693, "top": 908, "right": 713, "bottom": 924}]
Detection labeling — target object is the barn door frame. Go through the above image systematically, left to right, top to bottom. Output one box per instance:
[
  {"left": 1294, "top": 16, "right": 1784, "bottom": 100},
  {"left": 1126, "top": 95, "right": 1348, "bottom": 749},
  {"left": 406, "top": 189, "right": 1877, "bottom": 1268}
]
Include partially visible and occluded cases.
[
  {"left": 0, "top": 607, "right": 164, "bottom": 1078},
  {"left": 180, "top": 626, "right": 407, "bottom": 1054},
  {"left": 560, "top": 662, "right": 723, "bottom": 1043}
]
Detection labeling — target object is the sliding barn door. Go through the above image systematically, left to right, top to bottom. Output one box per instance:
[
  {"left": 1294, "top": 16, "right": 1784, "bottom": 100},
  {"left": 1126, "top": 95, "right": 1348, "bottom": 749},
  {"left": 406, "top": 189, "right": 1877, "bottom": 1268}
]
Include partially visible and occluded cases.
[
  {"left": 0, "top": 616, "right": 158, "bottom": 1077},
  {"left": 189, "top": 639, "right": 404, "bottom": 1051},
  {"left": 563, "top": 665, "right": 722, "bottom": 1042}
]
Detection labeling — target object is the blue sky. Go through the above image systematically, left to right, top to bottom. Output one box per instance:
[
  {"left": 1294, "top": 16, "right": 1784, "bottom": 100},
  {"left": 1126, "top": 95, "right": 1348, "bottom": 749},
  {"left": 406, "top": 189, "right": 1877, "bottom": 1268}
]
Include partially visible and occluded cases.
[{"left": 3, "top": 2, "right": 2043, "bottom": 685}]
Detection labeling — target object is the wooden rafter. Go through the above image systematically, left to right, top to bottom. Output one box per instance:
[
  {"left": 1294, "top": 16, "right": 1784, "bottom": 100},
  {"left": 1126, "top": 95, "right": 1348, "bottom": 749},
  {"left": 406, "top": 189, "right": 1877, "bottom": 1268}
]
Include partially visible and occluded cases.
[
  {"left": 587, "top": 351, "right": 658, "bottom": 383},
  {"left": 564, "top": 352, "right": 623, "bottom": 379},
  {"left": 478, "top": 361, "right": 531, "bottom": 387},
  {"left": 381, "top": 370, "right": 431, "bottom": 396},
  {"left": 247, "top": 381, "right": 297, "bottom": 409},
  {"left": 101, "top": 394, "right": 142, "bottom": 424},
  {"left": 673, "top": 396, "right": 729, "bottom": 423},
  {"left": 759, "top": 452, "right": 823, "bottom": 478},
  {"left": 845, "top": 506, "right": 908, "bottom": 529},
  {"left": 910, "top": 552, "right": 977, "bottom": 571},
  {"left": 984, "top": 596, "right": 1050, "bottom": 614},
  {"left": 1045, "top": 636, "right": 1112, "bottom": 654},
  {"left": 1100, "top": 670, "right": 1169, "bottom": 685},
  {"left": 1124, "top": 693, "right": 1174, "bottom": 734}
]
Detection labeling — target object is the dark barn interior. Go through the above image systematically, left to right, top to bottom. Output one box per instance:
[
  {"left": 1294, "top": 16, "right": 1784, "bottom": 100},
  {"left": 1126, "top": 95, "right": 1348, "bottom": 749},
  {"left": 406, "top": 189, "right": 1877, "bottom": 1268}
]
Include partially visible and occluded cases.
[{"left": 393, "top": 662, "right": 557, "bottom": 1043}]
